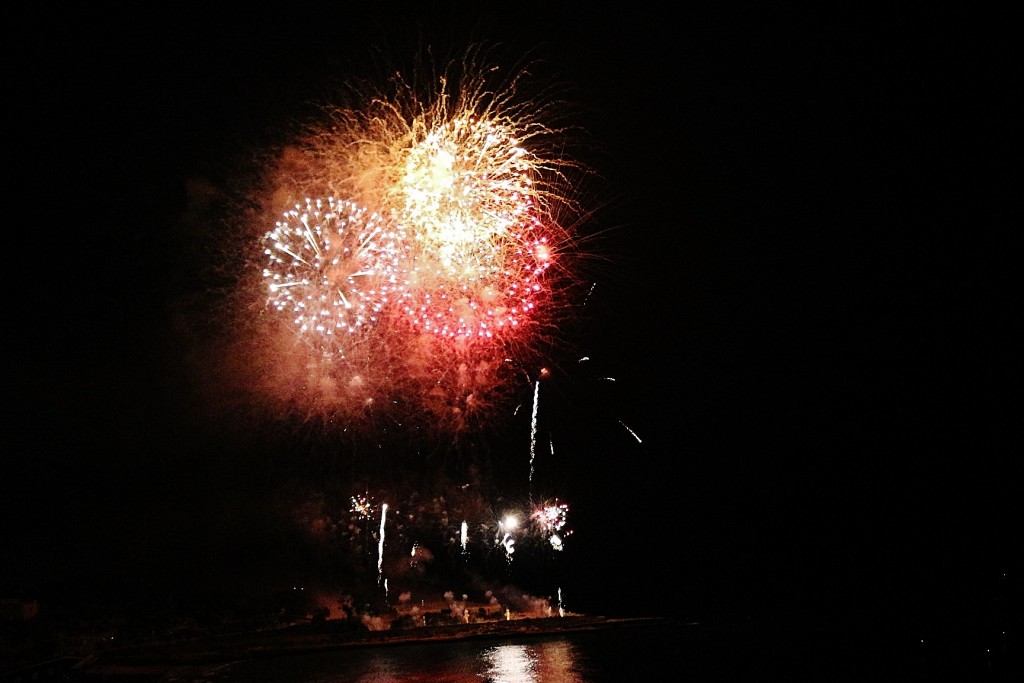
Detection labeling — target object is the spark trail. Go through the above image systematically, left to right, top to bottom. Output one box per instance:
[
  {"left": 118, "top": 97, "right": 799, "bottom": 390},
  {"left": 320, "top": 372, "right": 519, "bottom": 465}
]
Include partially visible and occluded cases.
[
  {"left": 529, "top": 380, "right": 539, "bottom": 498},
  {"left": 619, "top": 420, "right": 642, "bottom": 444},
  {"left": 377, "top": 503, "right": 388, "bottom": 585}
]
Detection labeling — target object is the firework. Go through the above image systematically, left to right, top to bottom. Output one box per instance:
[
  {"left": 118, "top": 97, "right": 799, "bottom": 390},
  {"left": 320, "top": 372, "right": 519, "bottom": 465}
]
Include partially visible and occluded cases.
[
  {"left": 202, "top": 43, "right": 600, "bottom": 460},
  {"left": 237, "top": 45, "right": 592, "bottom": 437},
  {"left": 392, "top": 113, "right": 558, "bottom": 344},
  {"left": 399, "top": 115, "right": 536, "bottom": 254},
  {"left": 262, "top": 197, "right": 408, "bottom": 356},
  {"left": 350, "top": 494, "right": 376, "bottom": 519},
  {"left": 531, "top": 500, "right": 570, "bottom": 551}
]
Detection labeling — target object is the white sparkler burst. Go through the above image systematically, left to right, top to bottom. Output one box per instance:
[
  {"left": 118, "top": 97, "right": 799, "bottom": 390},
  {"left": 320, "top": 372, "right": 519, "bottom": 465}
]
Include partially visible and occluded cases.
[
  {"left": 399, "top": 115, "right": 535, "bottom": 259},
  {"left": 263, "top": 197, "right": 408, "bottom": 355},
  {"left": 350, "top": 494, "right": 375, "bottom": 518}
]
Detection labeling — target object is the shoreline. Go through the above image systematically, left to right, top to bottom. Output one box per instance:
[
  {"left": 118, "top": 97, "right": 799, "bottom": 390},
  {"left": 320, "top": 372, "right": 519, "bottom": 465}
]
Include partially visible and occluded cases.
[{"left": 71, "top": 615, "right": 674, "bottom": 678}]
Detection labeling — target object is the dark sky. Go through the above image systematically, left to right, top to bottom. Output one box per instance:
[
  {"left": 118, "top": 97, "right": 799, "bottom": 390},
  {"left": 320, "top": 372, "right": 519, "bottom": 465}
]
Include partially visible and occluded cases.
[{"left": 5, "top": 4, "right": 1018, "bottom": 639}]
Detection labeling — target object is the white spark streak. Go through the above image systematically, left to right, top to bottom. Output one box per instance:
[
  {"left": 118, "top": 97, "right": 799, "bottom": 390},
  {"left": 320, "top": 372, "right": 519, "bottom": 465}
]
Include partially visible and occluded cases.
[
  {"left": 529, "top": 380, "right": 539, "bottom": 496},
  {"left": 619, "top": 420, "right": 642, "bottom": 444},
  {"left": 377, "top": 503, "right": 388, "bottom": 584}
]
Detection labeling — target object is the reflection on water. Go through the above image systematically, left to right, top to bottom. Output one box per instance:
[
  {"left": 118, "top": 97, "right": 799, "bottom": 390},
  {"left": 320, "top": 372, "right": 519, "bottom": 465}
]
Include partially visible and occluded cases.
[
  {"left": 113, "top": 619, "right": 1014, "bottom": 681},
  {"left": 182, "top": 623, "right": 687, "bottom": 682},
  {"left": 342, "top": 640, "right": 584, "bottom": 683},
  {"left": 482, "top": 641, "right": 583, "bottom": 683},
  {"left": 484, "top": 644, "right": 537, "bottom": 683},
  {"left": 350, "top": 650, "right": 404, "bottom": 683}
]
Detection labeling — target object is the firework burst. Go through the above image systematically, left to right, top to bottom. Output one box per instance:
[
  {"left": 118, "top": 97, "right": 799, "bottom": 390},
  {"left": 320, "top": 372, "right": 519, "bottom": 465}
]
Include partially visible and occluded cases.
[
  {"left": 185, "top": 41, "right": 602, "bottom": 455},
  {"left": 235, "top": 46, "right": 593, "bottom": 438},
  {"left": 391, "top": 111, "right": 556, "bottom": 343},
  {"left": 262, "top": 197, "right": 408, "bottom": 356}
]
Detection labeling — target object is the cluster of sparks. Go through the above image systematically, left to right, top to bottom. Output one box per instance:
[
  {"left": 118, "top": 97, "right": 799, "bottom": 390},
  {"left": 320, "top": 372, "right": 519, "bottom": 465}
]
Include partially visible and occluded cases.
[
  {"left": 244, "top": 47, "right": 587, "bottom": 436},
  {"left": 394, "top": 114, "right": 553, "bottom": 341},
  {"left": 263, "top": 127, "right": 554, "bottom": 349},
  {"left": 263, "top": 198, "right": 407, "bottom": 352},
  {"left": 341, "top": 491, "right": 571, "bottom": 572},
  {"left": 486, "top": 501, "right": 571, "bottom": 559},
  {"left": 531, "top": 501, "right": 570, "bottom": 551}
]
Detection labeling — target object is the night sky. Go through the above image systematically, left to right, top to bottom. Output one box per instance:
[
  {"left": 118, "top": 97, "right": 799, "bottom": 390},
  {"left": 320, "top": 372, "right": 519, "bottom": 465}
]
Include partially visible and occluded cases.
[{"left": 5, "top": 4, "right": 1017, "bottom": 650}]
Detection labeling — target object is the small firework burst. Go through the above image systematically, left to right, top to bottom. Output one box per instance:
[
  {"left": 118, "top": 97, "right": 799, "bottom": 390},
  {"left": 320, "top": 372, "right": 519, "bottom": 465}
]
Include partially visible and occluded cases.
[{"left": 262, "top": 197, "right": 407, "bottom": 355}]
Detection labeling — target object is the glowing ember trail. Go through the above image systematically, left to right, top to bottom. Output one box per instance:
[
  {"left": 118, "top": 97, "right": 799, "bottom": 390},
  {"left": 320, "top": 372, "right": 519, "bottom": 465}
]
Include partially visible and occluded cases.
[
  {"left": 529, "top": 380, "right": 539, "bottom": 496},
  {"left": 619, "top": 420, "right": 643, "bottom": 444},
  {"left": 377, "top": 503, "right": 388, "bottom": 585}
]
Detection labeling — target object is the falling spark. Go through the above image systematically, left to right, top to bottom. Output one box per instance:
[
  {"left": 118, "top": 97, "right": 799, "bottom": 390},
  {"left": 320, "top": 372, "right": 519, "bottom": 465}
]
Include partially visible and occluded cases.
[
  {"left": 619, "top": 420, "right": 642, "bottom": 444},
  {"left": 461, "top": 520, "right": 468, "bottom": 553}
]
